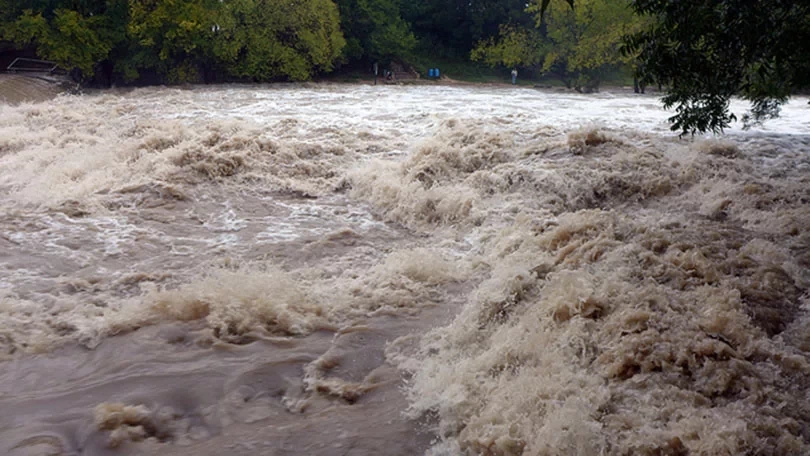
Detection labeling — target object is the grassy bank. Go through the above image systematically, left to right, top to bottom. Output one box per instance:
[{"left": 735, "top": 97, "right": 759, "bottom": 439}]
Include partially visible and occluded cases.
[{"left": 323, "top": 55, "right": 637, "bottom": 90}]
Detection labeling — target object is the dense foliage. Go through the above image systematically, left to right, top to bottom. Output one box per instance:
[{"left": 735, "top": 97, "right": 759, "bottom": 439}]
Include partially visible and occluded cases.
[
  {"left": 0, "top": 0, "right": 345, "bottom": 83},
  {"left": 0, "top": 0, "right": 538, "bottom": 82},
  {"left": 1, "top": 0, "right": 807, "bottom": 132},
  {"left": 1, "top": 0, "right": 128, "bottom": 76},
  {"left": 214, "top": 0, "right": 345, "bottom": 81},
  {"left": 335, "top": 0, "right": 415, "bottom": 63},
  {"left": 401, "top": 0, "right": 532, "bottom": 58},
  {"left": 472, "top": 0, "right": 642, "bottom": 92},
  {"left": 625, "top": 0, "right": 810, "bottom": 134}
]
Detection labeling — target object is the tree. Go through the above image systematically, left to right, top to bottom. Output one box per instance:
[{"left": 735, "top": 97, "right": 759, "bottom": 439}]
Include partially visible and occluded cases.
[
  {"left": 0, "top": 0, "right": 128, "bottom": 77},
  {"left": 1, "top": 0, "right": 345, "bottom": 83},
  {"left": 125, "top": 0, "right": 221, "bottom": 82},
  {"left": 215, "top": 0, "right": 345, "bottom": 82},
  {"left": 334, "top": 0, "right": 415, "bottom": 63},
  {"left": 401, "top": 0, "right": 531, "bottom": 58},
  {"left": 473, "top": 0, "right": 641, "bottom": 91},
  {"left": 535, "top": 0, "right": 640, "bottom": 91},
  {"left": 625, "top": 0, "right": 810, "bottom": 134},
  {"left": 471, "top": 26, "right": 547, "bottom": 70}
]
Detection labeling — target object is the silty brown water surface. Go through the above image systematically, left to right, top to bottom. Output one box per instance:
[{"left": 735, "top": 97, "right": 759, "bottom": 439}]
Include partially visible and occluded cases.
[{"left": 1, "top": 84, "right": 810, "bottom": 455}]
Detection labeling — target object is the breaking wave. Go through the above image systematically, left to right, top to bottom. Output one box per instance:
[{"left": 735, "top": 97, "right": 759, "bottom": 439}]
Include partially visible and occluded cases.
[
  {"left": 1, "top": 85, "right": 809, "bottom": 454},
  {"left": 385, "top": 122, "right": 810, "bottom": 455}
]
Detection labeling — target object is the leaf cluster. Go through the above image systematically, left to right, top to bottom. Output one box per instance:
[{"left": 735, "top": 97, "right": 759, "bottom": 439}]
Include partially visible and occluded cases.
[
  {"left": 1, "top": 0, "right": 346, "bottom": 82},
  {"left": 335, "top": 0, "right": 415, "bottom": 63},
  {"left": 473, "top": 0, "right": 642, "bottom": 91},
  {"left": 624, "top": 0, "right": 810, "bottom": 134}
]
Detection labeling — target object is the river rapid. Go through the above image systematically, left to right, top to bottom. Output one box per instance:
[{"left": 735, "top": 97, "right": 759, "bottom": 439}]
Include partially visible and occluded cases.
[{"left": 1, "top": 84, "right": 809, "bottom": 455}]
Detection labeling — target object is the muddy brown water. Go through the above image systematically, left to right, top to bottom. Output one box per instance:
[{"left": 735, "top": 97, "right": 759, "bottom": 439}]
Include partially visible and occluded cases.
[
  {"left": 0, "top": 74, "right": 67, "bottom": 105},
  {"left": 1, "top": 84, "right": 810, "bottom": 455}
]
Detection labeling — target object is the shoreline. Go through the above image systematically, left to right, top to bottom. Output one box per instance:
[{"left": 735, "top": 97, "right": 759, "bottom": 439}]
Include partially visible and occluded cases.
[{"left": 0, "top": 71, "right": 664, "bottom": 106}]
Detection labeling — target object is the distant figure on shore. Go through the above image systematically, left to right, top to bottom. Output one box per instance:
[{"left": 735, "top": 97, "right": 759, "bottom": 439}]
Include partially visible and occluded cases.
[
  {"left": 511, "top": 69, "right": 518, "bottom": 85},
  {"left": 633, "top": 76, "right": 646, "bottom": 94}
]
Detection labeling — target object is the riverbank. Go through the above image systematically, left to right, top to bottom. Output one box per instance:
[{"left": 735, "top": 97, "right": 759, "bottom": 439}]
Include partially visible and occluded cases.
[{"left": 0, "top": 73, "right": 660, "bottom": 112}]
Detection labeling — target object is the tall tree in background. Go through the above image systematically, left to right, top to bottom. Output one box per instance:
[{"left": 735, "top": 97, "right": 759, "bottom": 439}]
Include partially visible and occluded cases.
[
  {"left": 0, "top": 0, "right": 128, "bottom": 77},
  {"left": 1, "top": 0, "right": 346, "bottom": 83},
  {"left": 126, "top": 0, "right": 221, "bottom": 82},
  {"left": 127, "top": 0, "right": 346, "bottom": 83},
  {"left": 216, "top": 0, "right": 345, "bottom": 81},
  {"left": 334, "top": 0, "right": 415, "bottom": 64},
  {"left": 402, "top": 0, "right": 530, "bottom": 58},
  {"left": 473, "top": 0, "right": 641, "bottom": 91},
  {"left": 538, "top": 0, "right": 640, "bottom": 91},
  {"left": 625, "top": 0, "right": 810, "bottom": 134},
  {"left": 471, "top": 25, "right": 547, "bottom": 71}
]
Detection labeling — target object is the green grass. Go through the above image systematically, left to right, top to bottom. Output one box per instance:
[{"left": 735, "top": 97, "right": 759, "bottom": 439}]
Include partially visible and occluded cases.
[
  {"left": 320, "top": 53, "right": 637, "bottom": 89},
  {"left": 406, "top": 54, "right": 636, "bottom": 89},
  {"left": 407, "top": 54, "right": 507, "bottom": 83}
]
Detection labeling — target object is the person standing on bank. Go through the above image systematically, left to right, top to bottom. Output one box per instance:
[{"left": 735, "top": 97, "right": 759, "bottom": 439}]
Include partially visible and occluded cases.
[{"left": 511, "top": 68, "right": 518, "bottom": 85}]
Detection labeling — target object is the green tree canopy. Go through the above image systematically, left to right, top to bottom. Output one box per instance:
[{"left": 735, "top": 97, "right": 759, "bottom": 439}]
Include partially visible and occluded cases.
[
  {"left": 1, "top": 0, "right": 128, "bottom": 76},
  {"left": 1, "top": 0, "right": 345, "bottom": 83},
  {"left": 125, "top": 0, "right": 221, "bottom": 82},
  {"left": 126, "top": 0, "right": 345, "bottom": 82},
  {"left": 219, "top": 0, "right": 345, "bottom": 81},
  {"left": 334, "top": 0, "right": 415, "bottom": 63},
  {"left": 401, "top": 0, "right": 532, "bottom": 58},
  {"left": 473, "top": 0, "right": 641, "bottom": 91},
  {"left": 625, "top": 0, "right": 810, "bottom": 134},
  {"left": 471, "top": 26, "right": 547, "bottom": 70}
]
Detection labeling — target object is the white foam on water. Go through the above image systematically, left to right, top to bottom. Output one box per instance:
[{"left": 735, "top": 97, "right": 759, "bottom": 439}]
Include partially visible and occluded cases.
[{"left": 1, "top": 84, "right": 809, "bottom": 455}]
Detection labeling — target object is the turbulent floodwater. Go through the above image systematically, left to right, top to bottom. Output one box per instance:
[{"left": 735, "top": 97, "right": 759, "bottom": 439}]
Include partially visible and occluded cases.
[
  {"left": 0, "top": 74, "right": 69, "bottom": 105},
  {"left": 1, "top": 84, "right": 809, "bottom": 456}
]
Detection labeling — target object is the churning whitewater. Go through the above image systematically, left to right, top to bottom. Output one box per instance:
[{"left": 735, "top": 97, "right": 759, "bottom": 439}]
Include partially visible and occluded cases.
[{"left": 1, "top": 84, "right": 809, "bottom": 456}]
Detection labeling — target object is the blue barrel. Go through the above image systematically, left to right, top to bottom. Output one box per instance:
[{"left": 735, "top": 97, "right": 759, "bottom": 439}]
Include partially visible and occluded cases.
[
  {"left": 428, "top": 68, "right": 435, "bottom": 78},
  {"left": 435, "top": 68, "right": 440, "bottom": 78}
]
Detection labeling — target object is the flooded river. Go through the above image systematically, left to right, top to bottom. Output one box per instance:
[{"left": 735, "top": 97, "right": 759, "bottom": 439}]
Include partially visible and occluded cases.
[{"left": 1, "top": 84, "right": 809, "bottom": 455}]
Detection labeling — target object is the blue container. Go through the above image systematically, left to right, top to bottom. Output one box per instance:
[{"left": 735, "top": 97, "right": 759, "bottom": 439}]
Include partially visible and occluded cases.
[
  {"left": 428, "top": 68, "right": 435, "bottom": 78},
  {"left": 435, "top": 68, "right": 440, "bottom": 78}
]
